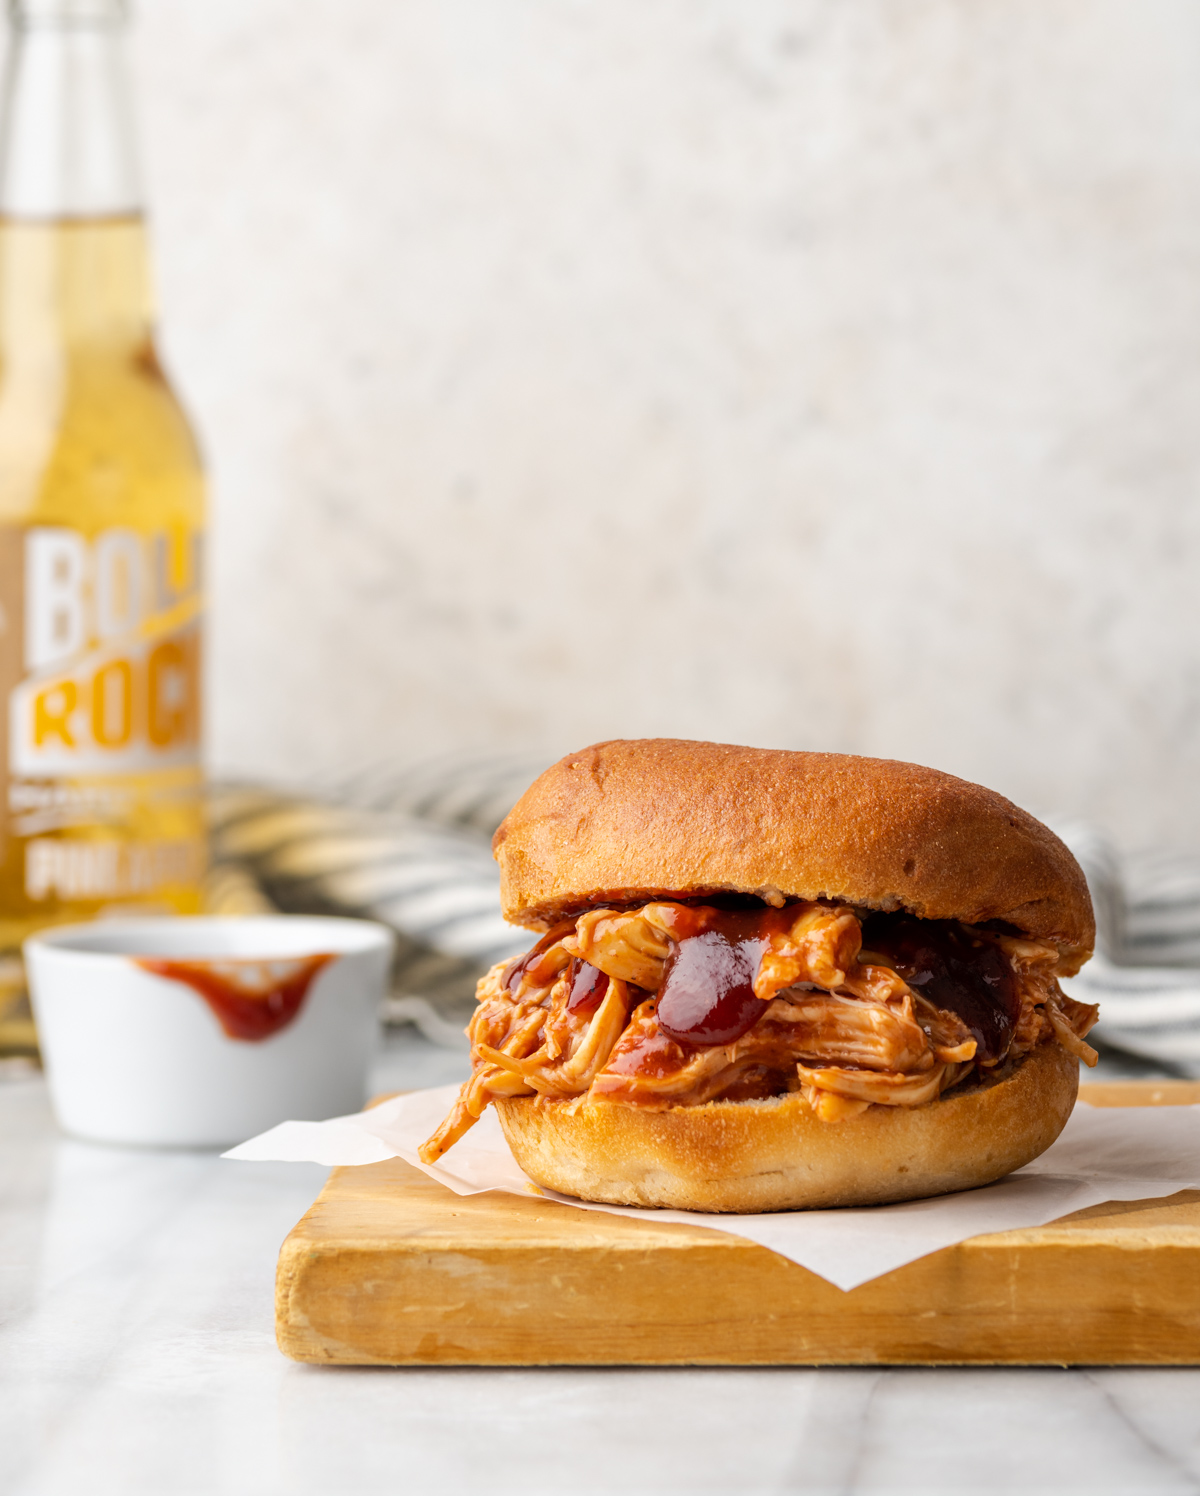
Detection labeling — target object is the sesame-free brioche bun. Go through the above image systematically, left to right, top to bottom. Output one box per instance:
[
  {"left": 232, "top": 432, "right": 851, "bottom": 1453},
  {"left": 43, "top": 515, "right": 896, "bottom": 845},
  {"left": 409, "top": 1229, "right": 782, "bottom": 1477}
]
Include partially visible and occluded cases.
[
  {"left": 493, "top": 740, "right": 1094, "bottom": 971},
  {"left": 495, "top": 1040, "right": 1078, "bottom": 1212}
]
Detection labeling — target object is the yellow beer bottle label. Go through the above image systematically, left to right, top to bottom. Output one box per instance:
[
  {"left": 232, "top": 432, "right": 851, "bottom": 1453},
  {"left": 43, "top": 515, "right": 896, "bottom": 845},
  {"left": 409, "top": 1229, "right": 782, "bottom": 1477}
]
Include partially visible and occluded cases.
[{"left": 0, "top": 522, "right": 204, "bottom": 926}]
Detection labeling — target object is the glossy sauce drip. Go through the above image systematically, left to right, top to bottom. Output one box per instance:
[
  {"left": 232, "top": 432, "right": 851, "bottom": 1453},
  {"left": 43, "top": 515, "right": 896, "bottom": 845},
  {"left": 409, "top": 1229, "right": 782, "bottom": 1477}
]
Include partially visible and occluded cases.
[
  {"left": 656, "top": 907, "right": 792, "bottom": 1046},
  {"left": 860, "top": 915, "right": 1019, "bottom": 1063},
  {"left": 503, "top": 921, "right": 577, "bottom": 992},
  {"left": 137, "top": 953, "right": 335, "bottom": 1042},
  {"left": 565, "top": 958, "right": 609, "bottom": 1016}
]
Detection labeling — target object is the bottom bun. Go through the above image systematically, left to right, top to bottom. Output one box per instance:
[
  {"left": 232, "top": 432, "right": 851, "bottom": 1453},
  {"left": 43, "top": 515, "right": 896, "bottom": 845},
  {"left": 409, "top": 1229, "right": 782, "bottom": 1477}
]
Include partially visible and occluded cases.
[{"left": 494, "top": 1040, "right": 1079, "bottom": 1212}]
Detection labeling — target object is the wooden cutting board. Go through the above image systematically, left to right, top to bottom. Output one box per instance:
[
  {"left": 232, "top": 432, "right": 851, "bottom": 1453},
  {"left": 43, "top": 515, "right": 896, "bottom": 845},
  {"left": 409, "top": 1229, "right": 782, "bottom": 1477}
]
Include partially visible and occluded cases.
[{"left": 275, "top": 1079, "right": 1200, "bottom": 1366}]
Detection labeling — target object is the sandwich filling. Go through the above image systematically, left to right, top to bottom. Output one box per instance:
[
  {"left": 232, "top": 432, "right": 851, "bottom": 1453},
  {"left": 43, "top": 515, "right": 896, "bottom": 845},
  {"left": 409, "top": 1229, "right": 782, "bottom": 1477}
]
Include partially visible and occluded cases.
[{"left": 419, "top": 899, "right": 1099, "bottom": 1163}]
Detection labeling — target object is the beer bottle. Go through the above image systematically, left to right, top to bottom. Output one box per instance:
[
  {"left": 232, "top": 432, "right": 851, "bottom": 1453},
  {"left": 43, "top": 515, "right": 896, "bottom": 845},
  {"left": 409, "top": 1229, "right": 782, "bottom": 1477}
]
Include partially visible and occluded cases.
[{"left": 0, "top": 0, "right": 206, "bottom": 1052}]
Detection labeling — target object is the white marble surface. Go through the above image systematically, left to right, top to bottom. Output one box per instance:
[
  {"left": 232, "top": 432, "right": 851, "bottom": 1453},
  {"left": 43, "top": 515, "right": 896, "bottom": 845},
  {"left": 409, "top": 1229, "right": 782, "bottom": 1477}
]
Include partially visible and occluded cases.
[
  {"left": 113, "top": 0, "right": 1200, "bottom": 850},
  {"left": 3, "top": 1033, "right": 1200, "bottom": 1495}
]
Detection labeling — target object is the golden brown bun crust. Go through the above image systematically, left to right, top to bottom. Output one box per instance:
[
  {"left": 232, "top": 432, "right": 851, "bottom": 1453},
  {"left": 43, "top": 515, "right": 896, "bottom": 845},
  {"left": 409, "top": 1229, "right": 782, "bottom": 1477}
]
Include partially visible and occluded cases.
[
  {"left": 494, "top": 739, "right": 1094, "bottom": 966},
  {"left": 495, "top": 1041, "right": 1078, "bottom": 1212}
]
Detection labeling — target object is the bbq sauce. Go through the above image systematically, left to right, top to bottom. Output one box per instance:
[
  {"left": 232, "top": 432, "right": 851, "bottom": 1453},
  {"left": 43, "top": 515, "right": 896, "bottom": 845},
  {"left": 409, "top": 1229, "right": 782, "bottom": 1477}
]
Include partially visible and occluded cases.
[
  {"left": 655, "top": 907, "right": 791, "bottom": 1046},
  {"left": 859, "top": 915, "right": 1018, "bottom": 1063},
  {"left": 503, "top": 921, "right": 577, "bottom": 992},
  {"left": 136, "top": 953, "right": 335, "bottom": 1042},
  {"left": 565, "top": 958, "right": 609, "bottom": 1016}
]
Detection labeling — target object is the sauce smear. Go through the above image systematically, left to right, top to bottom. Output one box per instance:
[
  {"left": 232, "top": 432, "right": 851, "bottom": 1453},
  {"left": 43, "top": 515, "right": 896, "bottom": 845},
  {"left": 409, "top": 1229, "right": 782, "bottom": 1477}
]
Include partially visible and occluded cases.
[
  {"left": 860, "top": 915, "right": 1018, "bottom": 1063},
  {"left": 137, "top": 953, "right": 335, "bottom": 1041}
]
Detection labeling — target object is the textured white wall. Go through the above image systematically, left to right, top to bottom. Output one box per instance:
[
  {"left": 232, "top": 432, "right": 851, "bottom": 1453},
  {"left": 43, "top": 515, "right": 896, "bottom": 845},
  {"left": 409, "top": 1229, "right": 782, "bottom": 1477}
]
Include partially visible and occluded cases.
[{"left": 134, "top": 0, "right": 1200, "bottom": 847}]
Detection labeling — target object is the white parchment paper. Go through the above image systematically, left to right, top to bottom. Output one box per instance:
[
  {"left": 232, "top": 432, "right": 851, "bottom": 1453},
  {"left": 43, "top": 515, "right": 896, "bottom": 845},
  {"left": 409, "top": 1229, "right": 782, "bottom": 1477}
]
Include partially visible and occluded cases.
[{"left": 223, "top": 1086, "right": 1200, "bottom": 1291}]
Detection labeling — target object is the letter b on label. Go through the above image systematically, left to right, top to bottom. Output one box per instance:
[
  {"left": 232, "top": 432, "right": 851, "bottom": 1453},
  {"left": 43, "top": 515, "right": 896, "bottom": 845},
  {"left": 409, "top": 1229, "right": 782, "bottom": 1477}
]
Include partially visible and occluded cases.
[{"left": 25, "top": 529, "right": 86, "bottom": 671}]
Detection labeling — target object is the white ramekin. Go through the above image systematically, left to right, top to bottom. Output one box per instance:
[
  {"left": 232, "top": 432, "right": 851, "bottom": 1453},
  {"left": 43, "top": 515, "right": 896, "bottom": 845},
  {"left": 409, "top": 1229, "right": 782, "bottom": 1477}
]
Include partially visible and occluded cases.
[{"left": 25, "top": 915, "right": 394, "bottom": 1148}]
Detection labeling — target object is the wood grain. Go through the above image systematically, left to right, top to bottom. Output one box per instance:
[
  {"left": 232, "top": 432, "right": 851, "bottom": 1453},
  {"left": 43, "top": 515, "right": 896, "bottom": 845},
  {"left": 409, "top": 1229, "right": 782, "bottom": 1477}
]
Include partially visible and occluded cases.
[{"left": 275, "top": 1079, "right": 1200, "bottom": 1366}]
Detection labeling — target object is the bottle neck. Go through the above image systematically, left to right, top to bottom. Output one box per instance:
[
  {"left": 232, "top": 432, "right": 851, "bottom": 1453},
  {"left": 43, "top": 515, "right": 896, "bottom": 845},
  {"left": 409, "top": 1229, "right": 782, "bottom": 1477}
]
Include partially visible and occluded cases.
[
  {"left": 0, "top": 0, "right": 141, "bottom": 219},
  {"left": 0, "top": 219, "right": 153, "bottom": 359}
]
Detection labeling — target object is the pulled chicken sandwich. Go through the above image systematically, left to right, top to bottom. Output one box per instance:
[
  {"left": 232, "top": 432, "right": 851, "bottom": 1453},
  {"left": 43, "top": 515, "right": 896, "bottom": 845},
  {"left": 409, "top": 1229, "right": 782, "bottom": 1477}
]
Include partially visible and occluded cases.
[{"left": 421, "top": 740, "right": 1099, "bottom": 1212}]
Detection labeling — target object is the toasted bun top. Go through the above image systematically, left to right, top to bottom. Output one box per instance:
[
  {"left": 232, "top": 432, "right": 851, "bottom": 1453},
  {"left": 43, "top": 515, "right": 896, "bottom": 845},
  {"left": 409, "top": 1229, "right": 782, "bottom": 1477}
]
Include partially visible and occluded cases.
[{"left": 493, "top": 739, "right": 1094, "bottom": 968}]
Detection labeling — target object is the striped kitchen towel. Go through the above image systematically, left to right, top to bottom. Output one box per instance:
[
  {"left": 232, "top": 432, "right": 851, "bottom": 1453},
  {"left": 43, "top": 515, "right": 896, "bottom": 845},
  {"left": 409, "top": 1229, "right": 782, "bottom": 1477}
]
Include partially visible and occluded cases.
[
  {"left": 208, "top": 753, "right": 549, "bottom": 1044},
  {"left": 209, "top": 765, "right": 1200, "bottom": 1075},
  {"left": 1050, "top": 821, "right": 1200, "bottom": 1077}
]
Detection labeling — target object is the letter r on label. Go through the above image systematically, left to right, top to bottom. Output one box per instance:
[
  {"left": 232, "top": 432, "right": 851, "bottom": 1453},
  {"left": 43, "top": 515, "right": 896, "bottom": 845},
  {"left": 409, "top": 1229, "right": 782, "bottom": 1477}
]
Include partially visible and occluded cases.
[{"left": 34, "top": 680, "right": 78, "bottom": 747}]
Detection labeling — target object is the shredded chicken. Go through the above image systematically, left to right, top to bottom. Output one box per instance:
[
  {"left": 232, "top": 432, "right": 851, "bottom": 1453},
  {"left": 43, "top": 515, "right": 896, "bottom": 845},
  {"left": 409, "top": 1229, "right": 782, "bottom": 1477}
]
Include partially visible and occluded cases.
[
  {"left": 419, "top": 900, "right": 1101, "bottom": 1163},
  {"left": 564, "top": 901, "right": 875, "bottom": 1004}
]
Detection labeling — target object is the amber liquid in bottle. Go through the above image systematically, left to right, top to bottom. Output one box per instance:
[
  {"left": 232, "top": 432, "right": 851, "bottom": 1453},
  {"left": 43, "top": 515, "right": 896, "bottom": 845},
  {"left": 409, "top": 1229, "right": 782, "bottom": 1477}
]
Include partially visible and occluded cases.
[{"left": 0, "top": 2, "right": 206, "bottom": 1051}]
